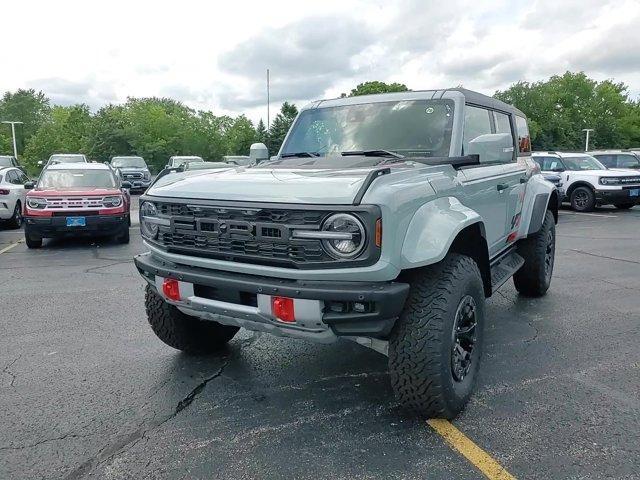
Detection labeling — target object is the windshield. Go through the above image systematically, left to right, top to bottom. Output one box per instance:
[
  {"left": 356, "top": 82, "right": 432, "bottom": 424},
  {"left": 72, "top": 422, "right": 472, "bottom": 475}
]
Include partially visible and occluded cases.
[
  {"left": 280, "top": 99, "right": 455, "bottom": 160},
  {"left": 50, "top": 154, "right": 86, "bottom": 163},
  {"left": 562, "top": 155, "right": 605, "bottom": 171},
  {"left": 0, "top": 157, "right": 12, "bottom": 167},
  {"left": 112, "top": 157, "right": 146, "bottom": 168},
  {"left": 172, "top": 157, "right": 203, "bottom": 166},
  {"left": 38, "top": 169, "right": 117, "bottom": 189}
]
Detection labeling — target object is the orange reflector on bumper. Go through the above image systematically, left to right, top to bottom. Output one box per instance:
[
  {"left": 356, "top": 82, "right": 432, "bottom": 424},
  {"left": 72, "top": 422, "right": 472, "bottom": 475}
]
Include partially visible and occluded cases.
[{"left": 272, "top": 296, "right": 295, "bottom": 322}]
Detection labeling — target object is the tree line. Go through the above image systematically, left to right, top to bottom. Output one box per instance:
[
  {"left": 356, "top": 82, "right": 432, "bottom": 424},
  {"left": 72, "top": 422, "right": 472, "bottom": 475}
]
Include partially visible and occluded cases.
[{"left": 1, "top": 72, "right": 639, "bottom": 175}]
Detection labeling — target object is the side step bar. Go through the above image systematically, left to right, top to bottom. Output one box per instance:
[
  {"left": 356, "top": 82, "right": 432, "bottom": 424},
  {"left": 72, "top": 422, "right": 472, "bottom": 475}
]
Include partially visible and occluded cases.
[{"left": 490, "top": 249, "right": 524, "bottom": 292}]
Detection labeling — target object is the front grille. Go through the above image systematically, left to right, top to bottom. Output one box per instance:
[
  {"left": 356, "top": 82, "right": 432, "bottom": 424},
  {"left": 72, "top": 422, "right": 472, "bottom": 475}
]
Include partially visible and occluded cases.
[
  {"left": 124, "top": 172, "right": 143, "bottom": 179},
  {"left": 43, "top": 197, "right": 105, "bottom": 210},
  {"left": 148, "top": 200, "right": 380, "bottom": 269}
]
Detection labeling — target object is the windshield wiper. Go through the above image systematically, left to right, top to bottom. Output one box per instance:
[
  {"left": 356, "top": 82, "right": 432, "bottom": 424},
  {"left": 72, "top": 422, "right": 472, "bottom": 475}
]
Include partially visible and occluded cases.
[
  {"left": 341, "top": 150, "right": 405, "bottom": 159},
  {"left": 280, "top": 152, "right": 319, "bottom": 158}
]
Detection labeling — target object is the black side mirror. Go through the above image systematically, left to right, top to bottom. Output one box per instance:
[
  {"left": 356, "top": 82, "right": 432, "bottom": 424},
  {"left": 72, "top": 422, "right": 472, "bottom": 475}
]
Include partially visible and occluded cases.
[
  {"left": 551, "top": 167, "right": 565, "bottom": 172},
  {"left": 24, "top": 181, "right": 35, "bottom": 190},
  {"left": 121, "top": 181, "right": 132, "bottom": 189}
]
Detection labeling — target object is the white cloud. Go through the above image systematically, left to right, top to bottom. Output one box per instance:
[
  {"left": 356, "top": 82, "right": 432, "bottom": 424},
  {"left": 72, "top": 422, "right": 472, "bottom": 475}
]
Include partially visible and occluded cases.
[{"left": 2, "top": 0, "right": 639, "bottom": 124}]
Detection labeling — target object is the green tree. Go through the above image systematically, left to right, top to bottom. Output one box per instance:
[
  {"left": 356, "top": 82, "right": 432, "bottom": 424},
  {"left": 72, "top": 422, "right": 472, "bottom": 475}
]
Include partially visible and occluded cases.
[
  {"left": 495, "top": 72, "right": 640, "bottom": 150},
  {"left": 342, "top": 81, "right": 409, "bottom": 97},
  {"left": 0, "top": 89, "right": 51, "bottom": 156},
  {"left": 267, "top": 102, "right": 298, "bottom": 154},
  {"left": 23, "top": 104, "right": 92, "bottom": 171},
  {"left": 86, "top": 104, "right": 131, "bottom": 161},
  {"left": 225, "top": 115, "right": 256, "bottom": 155},
  {"left": 255, "top": 118, "right": 267, "bottom": 144}
]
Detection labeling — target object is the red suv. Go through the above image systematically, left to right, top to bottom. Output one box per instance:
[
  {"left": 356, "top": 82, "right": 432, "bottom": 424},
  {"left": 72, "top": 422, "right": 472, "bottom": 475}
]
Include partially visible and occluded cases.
[{"left": 24, "top": 163, "right": 131, "bottom": 248}]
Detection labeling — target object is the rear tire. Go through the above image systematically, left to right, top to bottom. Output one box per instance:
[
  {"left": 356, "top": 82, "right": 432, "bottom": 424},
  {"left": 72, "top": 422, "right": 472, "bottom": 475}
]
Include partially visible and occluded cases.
[
  {"left": 570, "top": 186, "right": 595, "bottom": 212},
  {"left": 8, "top": 201, "right": 22, "bottom": 229},
  {"left": 614, "top": 203, "right": 634, "bottom": 210},
  {"left": 513, "top": 210, "right": 555, "bottom": 297},
  {"left": 388, "top": 253, "right": 485, "bottom": 419},
  {"left": 145, "top": 285, "right": 239, "bottom": 354}
]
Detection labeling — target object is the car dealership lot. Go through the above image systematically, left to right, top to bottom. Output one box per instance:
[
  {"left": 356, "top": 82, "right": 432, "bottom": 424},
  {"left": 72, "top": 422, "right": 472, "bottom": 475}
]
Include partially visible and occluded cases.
[{"left": 1, "top": 203, "right": 639, "bottom": 480}]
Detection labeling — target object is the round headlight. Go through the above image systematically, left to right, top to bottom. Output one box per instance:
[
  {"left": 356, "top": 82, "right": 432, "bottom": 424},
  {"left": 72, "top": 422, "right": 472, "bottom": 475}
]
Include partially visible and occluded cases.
[
  {"left": 102, "top": 195, "right": 122, "bottom": 207},
  {"left": 27, "top": 197, "right": 47, "bottom": 209},
  {"left": 140, "top": 201, "right": 159, "bottom": 239},
  {"left": 321, "top": 213, "right": 366, "bottom": 259}
]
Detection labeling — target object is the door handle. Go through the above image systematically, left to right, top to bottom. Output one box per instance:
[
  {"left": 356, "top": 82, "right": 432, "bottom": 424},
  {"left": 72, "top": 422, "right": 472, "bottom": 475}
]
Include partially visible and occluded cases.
[{"left": 497, "top": 183, "right": 509, "bottom": 192}]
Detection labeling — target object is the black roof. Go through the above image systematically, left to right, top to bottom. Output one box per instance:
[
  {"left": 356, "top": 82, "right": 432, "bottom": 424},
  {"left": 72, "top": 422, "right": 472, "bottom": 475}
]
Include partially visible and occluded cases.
[{"left": 450, "top": 88, "right": 526, "bottom": 117}]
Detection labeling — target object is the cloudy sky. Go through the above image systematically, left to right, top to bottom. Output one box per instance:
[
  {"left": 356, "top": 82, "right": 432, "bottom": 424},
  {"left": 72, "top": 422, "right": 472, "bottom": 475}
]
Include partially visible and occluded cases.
[{"left": 3, "top": 0, "right": 639, "bottom": 123}]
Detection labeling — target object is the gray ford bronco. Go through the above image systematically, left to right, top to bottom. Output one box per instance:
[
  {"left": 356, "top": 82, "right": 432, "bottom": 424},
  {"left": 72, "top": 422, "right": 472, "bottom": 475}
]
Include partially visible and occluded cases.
[{"left": 134, "top": 88, "right": 558, "bottom": 418}]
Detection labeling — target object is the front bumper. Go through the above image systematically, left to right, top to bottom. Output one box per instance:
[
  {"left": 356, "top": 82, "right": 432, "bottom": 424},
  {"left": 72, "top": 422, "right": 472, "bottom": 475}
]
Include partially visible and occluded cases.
[
  {"left": 127, "top": 180, "right": 151, "bottom": 191},
  {"left": 595, "top": 188, "right": 640, "bottom": 205},
  {"left": 25, "top": 213, "right": 129, "bottom": 238},
  {"left": 134, "top": 251, "right": 409, "bottom": 341}
]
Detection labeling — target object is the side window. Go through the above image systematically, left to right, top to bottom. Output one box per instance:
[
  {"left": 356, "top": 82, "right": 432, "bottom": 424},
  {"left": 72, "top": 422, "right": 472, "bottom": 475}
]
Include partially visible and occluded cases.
[
  {"left": 463, "top": 105, "right": 513, "bottom": 163},
  {"left": 463, "top": 106, "right": 492, "bottom": 155},
  {"left": 493, "top": 111, "right": 515, "bottom": 162},
  {"left": 493, "top": 111, "right": 512, "bottom": 135},
  {"left": 515, "top": 116, "right": 531, "bottom": 155},
  {"left": 594, "top": 154, "right": 615, "bottom": 168},
  {"left": 617, "top": 154, "right": 640, "bottom": 168},
  {"left": 6, "top": 171, "right": 18, "bottom": 184},
  {"left": 19, "top": 172, "right": 29, "bottom": 184}
]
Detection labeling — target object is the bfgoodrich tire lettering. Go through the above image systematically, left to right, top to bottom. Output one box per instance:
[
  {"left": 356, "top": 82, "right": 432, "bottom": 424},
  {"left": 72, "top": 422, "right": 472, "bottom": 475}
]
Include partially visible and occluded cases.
[
  {"left": 513, "top": 210, "right": 555, "bottom": 297},
  {"left": 388, "top": 253, "right": 485, "bottom": 419},
  {"left": 145, "top": 285, "right": 239, "bottom": 354}
]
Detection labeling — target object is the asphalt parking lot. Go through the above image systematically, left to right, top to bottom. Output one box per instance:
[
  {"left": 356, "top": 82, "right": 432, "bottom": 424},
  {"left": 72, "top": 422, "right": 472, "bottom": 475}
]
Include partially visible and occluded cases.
[{"left": 1, "top": 201, "right": 639, "bottom": 480}]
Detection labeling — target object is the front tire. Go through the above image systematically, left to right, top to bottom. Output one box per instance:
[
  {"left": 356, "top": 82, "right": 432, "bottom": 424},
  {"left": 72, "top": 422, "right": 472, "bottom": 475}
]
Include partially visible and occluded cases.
[
  {"left": 570, "top": 186, "right": 595, "bottom": 212},
  {"left": 513, "top": 210, "right": 555, "bottom": 297},
  {"left": 116, "top": 225, "right": 130, "bottom": 244},
  {"left": 24, "top": 226, "right": 42, "bottom": 248},
  {"left": 389, "top": 253, "right": 485, "bottom": 419},
  {"left": 145, "top": 285, "right": 239, "bottom": 354}
]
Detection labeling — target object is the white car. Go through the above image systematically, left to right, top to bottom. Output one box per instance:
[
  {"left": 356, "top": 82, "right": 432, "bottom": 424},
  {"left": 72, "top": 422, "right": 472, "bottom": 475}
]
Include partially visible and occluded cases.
[
  {"left": 532, "top": 152, "right": 640, "bottom": 211},
  {"left": 38, "top": 153, "right": 89, "bottom": 168},
  {"left": 165, "top": 156, "right": 204, "bottom": 169},
  {"left": 0, "top": 167, "right": 29, "bottom": 228}
]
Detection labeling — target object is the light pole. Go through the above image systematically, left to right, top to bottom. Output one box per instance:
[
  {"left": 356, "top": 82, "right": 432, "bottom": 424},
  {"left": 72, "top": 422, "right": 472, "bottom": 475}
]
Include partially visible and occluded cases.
[
  {"left": 1, "top": 121, "right": 23, "bottom": 158},
  {"left": 582, "top": 128, "right": 594, "bottom": 152}
]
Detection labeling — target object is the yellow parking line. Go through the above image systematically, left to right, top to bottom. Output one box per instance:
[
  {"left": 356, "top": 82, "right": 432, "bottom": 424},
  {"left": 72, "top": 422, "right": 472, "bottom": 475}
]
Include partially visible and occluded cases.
[
  {"left": 0, "top": 239, "right": 23, "bottom": 255},
  {"left": 428, "top": 419, "right": 516, "bottom": 480}
]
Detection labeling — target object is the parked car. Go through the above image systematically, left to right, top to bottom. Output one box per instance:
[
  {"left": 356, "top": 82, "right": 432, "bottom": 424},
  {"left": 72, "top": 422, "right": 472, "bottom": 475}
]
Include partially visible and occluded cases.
[
  {"left": 134, "top": 88, "right": 559, "bottom": 419},
  {"left": 590, "top": 150, "right": 640, "bottom": 170},
  {"left": 532, "top": 152, "right": 640, "bottom": 211},
  {"left": 38, "top": 153, "right": 89, "bottom": 168},
  {"left": 0, "top": 155, "right": 27, "bottom": 175},
  {"left": 109, "top": 156, "right": 152, "bottom": 193},
  {"left": 165, "top": 156, "right": 204, "bottom": 169},
  {"left": 182, "top": 161, "right": 236, "bottom": 171},
  {"left": 23, "top": 163, "right": 131, "bottom": 248},
  {"left": 0, "top": 167, "right": 30, "bottom": 228}
]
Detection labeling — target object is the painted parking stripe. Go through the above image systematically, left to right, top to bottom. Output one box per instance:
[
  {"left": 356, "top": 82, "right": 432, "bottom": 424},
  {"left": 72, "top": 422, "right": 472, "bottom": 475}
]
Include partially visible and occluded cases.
[
  {"left": 0, "top": 239, "right": 22, "bottom": 255},
  {"left": 428, "top": 419, "right": 516, "bottom": 480}
]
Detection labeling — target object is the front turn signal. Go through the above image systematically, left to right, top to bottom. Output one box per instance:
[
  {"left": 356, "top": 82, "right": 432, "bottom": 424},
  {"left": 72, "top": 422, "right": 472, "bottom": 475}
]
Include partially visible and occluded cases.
[{"left": 375, "top": 218, "right": 382, "bottom": 247}]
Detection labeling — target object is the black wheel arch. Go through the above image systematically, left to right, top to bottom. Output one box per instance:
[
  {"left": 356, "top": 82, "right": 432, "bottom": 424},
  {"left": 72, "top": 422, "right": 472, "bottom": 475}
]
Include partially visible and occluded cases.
[{"left": 566, "top": 181, "right": 595, "bottom": 200}]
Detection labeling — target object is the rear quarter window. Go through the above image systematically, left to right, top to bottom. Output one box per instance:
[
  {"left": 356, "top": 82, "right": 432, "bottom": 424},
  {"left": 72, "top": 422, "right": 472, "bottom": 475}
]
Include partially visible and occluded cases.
[{"left": 515, "top": 116, "right": 531, "bottom": 155}]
